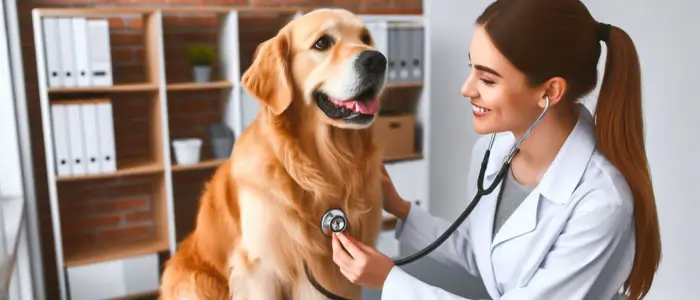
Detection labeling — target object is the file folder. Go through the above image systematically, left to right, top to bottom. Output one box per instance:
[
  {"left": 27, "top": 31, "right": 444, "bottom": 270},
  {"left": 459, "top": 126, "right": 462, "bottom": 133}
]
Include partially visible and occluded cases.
[
  {"left": 42, "top": 17, "right": 62, "bottom": 88},
  {"left": 72, "top": 17, "right": 92, "bottom": 87},
  {"left": 57, "top": 18, "right": 77, "bottom": 87},
  {"left": 87, "top": 20, "right": 113, "bottom": 86},
  {"left": 387, "top": 24, "right": 399, "bottom": 83},
  {"left": 410, "top": 24, "right": 424, "bottom": 82},
  {"left": 397, "top": 25, "right": 411, "bottom": 82},
  {"left": 96, "top": 100, "right": 117, "bottom": 173},
  {"left": 66, "top": 103, "right": 87, "bottom": 176},
  {"left": 81, "top": 103, "right": 101, "bottom": 174},
  {"left": 50, "top": 104, "right": 71, "bottom": 176}
]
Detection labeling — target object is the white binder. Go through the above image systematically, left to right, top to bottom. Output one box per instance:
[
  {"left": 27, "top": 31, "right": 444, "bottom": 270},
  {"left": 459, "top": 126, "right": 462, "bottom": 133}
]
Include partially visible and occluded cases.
[
  {"left": 42, "top": 17, "right": 62, "bottom": 88},
  {"left": 72, "top": 17, "right": 91, "bottom": 87},
  {"left": 57, "top": 18, "right": 77, "bottom": 87},
  {"left": 87, "top": 20, "right": 113, "bottom": 86},
  {"left": 387, "top": 23, "right": 399, "bottom": 83},
  {"left": 410, "top": 24, "right": 424, "bottom": 82},
  {"left": 397, "top": 25, "right": 411, "bottom": 82},
  {"left": 96, "top": 100, "right": 117, "bottom": 173},
  {"left": 66, "top": 103, "right": 87, "bottom": 176},
  {"left": 81, "top": 103, "right": 101, "bottom": 174},
  {"left": 50, "top": 104, "right": 71, "bottom": 176}
]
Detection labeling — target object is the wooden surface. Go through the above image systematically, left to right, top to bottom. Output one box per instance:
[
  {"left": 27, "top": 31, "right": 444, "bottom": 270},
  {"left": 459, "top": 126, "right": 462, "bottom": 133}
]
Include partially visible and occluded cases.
[
  {"left": 167, "top": 81, "right": 233, "bottom": 91},
  {"left": 48, "top": 83, "right": 159, "bottom": 94},
  {"left": 171, "top": 158, "right": 227, "bottom": 172},
  {"left": 56, "top": 162, "right": 163, "bottom": 182},
  {"left": 63, "top": 236, "right": 169, "bottom": 267}
]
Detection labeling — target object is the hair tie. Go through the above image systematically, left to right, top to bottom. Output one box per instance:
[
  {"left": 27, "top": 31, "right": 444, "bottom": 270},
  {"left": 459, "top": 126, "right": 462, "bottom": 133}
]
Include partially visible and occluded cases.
[{"left": 597, "top": 22, "right": 612, "bottom": 42}]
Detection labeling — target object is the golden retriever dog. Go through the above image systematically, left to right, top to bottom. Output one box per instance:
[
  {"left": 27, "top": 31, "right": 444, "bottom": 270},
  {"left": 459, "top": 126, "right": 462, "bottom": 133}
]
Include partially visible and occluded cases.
[{"left": 159, "top": 8, "right": 388, "bottom": 300}]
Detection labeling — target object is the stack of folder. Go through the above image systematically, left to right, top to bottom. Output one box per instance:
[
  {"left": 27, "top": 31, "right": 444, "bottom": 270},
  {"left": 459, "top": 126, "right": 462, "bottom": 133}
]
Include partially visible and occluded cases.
[
  {"left": 42, "top": 17, "right": 113, "bottom": 88},
  {"left": 365, "top": 21, "right": 424, "bottom": 84},
  {"left": 50, "top": 99, "right": 117, "bottom": 176}
]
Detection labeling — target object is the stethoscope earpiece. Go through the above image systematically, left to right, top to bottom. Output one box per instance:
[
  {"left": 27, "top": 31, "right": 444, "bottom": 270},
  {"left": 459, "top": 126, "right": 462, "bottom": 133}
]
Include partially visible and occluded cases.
[{"left": 320, "top": 208, "right": 348, "bottom": 237}]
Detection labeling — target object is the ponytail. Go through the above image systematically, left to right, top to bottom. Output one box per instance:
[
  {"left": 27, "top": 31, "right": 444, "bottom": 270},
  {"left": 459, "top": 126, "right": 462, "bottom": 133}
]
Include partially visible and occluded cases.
[{"left": 595, "top": 26, "right": 661, "bottom": 299}]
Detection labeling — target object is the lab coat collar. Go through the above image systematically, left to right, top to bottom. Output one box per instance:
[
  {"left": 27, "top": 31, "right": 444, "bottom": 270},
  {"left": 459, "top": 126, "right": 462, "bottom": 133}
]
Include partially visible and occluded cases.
[{"left": 485, "top": 103, "right": 596, "bottom": 205}]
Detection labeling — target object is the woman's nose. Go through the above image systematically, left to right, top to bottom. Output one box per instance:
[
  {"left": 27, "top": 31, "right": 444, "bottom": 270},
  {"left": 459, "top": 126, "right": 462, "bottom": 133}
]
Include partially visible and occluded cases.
[{"left": 461, "top": 75, "right": 478, "bottom": 98}]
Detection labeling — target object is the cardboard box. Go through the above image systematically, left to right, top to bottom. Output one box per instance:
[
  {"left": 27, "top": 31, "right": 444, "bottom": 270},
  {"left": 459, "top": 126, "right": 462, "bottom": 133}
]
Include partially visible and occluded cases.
[{"left": 372, "top": 114, "right": 416, "bottom": 159}]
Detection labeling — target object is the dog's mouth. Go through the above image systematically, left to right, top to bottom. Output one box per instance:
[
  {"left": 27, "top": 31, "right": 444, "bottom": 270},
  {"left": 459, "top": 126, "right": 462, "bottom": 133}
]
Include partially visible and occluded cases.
[{"left": 315, "top": 85, "right": 380, "bottom": 125}]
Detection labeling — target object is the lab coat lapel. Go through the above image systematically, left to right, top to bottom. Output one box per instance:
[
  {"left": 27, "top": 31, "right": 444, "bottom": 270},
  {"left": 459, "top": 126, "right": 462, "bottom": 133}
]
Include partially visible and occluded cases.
[
  {"left": 471, "top": 134, "right": 511, "bottom": 299},
  {"left": 471, "top": 176, "right": 502, "bottom": 299},
  {"left": 491, "top": 187, "right": 540, "bottom": 249}
]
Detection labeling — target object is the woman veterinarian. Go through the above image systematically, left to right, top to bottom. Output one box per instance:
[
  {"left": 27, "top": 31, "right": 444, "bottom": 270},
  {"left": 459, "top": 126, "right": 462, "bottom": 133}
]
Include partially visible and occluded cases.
[{"left": 330, "top": 0, "right": 662, "bottom": 299}]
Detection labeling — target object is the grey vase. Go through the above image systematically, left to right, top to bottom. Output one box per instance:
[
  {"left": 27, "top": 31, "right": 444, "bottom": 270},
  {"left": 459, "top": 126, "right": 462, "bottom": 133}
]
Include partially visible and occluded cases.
[
  {"left": 193, "top": 66, "right": 211, "bottom": 83},
  {"left": 207, "top": 123, "right": 234, "bottom": 159}
]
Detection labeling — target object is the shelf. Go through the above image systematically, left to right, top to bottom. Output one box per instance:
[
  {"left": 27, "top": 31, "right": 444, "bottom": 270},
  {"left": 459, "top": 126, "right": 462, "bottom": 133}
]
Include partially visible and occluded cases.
[
  {"left": 167, "top": 80, "right": 233, "bottom": 91},
  {"left": 386, "top": 81, "right": 423, "bottom": 88},
  {"left": 48, "top": 83, "right": 159, "bottom": 94},
  {"left": 383, "top": 152, "right": 423, "bottom": 163},
  {"left": 171, "top": 158, "right": 227, "bottom": 172},
  {"left": 56, "top": 162, "right": 163, "bottom": 182},
  {"left": 63, "top": 236, "right": 169, "bottom": 267}
]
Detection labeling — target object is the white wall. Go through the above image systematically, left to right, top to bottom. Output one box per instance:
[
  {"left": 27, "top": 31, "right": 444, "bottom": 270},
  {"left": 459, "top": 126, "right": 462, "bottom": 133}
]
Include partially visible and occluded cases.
[
  {"left": 0, "top": 0, "right": 23, "bottom": 197},
  {"left": 427, "top": 0, "right": 699, "bottom": 298}
]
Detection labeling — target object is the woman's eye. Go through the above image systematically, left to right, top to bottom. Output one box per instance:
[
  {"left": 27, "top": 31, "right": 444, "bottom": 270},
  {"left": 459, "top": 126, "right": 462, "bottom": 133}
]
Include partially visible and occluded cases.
[
  {"left": 314, "top": 35, "right": 333, "bottom": 51},
  {"left": 480, "top": 78, "right": 495, "bottom": 86}
]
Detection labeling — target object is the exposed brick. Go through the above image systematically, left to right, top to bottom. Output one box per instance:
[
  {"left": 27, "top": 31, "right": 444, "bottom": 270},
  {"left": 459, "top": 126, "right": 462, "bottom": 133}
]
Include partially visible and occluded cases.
[
  {"left": 94, "top": 197, "right": 150, "bottom": 212},
  {"left": 125, "top": 210, "right": 153, "bottom": 222},
  {"left": 63, "top": 215, "right": 122, "bottom": 232},
  {"left": 97, "top": 225, "right": 151, "bottom": 239}
]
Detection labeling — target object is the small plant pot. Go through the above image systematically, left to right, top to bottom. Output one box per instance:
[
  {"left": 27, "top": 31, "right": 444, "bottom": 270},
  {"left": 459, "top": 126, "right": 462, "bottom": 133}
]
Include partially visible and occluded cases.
[
  {"left": 192, "top": 66, "right": 211, "bottom": 83},
  {"left": 172, "top": 138, "right": 202, "bottom": 165}
]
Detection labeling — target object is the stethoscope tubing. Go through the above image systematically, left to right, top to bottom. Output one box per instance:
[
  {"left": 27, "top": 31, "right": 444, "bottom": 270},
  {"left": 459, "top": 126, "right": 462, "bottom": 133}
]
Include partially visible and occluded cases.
[{"left": 305, "top": 97, "right": 551, "bottom": 300}]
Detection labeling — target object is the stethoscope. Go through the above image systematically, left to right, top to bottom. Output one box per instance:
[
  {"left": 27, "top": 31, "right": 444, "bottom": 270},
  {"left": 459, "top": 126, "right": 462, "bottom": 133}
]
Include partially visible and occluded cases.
[{"left": 305, "top": 96, "right": 551, "bottom": 300}]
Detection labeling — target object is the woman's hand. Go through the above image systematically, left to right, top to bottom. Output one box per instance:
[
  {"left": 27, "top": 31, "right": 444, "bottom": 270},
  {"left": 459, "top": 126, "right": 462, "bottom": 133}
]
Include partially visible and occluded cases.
[
  {"left": 380, "top": 165, "right": 410, "bottom": 221},
  {"left": 332, "top": 232, "right": 395, "bottom": 290}
]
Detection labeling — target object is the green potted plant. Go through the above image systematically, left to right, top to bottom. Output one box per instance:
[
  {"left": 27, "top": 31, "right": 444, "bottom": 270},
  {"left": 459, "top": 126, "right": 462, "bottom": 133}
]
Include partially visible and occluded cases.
[{"left": 187, "top": 45, "right": 215, "bottom": 83}]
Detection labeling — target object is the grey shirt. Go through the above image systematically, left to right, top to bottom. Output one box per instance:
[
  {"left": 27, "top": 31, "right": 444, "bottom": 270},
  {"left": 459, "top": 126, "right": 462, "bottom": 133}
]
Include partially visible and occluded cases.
[{"left": 493, "top": 167, "right": 536, "bottom": 237}]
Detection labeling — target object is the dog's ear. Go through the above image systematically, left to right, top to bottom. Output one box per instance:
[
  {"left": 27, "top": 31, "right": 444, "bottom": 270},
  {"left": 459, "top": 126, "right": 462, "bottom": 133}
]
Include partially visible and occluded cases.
[{"left": 241, "top": 33, "right": 293, "bottom": 116}]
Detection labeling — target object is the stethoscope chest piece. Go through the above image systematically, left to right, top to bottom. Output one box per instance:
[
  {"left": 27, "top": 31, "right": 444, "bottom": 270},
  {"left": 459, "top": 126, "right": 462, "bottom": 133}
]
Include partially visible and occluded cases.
[{"left": 321, "top": 209, "right": 347, "bottom": 237}]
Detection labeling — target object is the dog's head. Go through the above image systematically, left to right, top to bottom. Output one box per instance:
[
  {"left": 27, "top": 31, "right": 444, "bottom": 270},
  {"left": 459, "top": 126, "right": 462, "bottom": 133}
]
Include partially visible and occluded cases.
[{"left": 241, "top": 8, "right": 387, "bottom": 129}]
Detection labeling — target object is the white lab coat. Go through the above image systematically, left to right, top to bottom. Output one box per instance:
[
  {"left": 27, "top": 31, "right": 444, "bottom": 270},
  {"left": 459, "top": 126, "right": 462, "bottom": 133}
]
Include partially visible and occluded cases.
[{"left": 382, "top": 104, "right": 636, "bottom": 300}]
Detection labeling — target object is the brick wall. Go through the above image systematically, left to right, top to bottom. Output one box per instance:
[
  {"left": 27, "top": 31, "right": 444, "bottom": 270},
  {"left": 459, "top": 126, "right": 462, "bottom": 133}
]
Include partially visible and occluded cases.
[{"left": 17, "top": 0, "right": 421, "bottom": 297}]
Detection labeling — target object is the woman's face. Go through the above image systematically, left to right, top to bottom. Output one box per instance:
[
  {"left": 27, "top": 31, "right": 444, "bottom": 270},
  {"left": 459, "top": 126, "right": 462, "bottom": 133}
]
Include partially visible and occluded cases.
[{"left": 461, "top": 26, "right": 544, "bottom": 136}]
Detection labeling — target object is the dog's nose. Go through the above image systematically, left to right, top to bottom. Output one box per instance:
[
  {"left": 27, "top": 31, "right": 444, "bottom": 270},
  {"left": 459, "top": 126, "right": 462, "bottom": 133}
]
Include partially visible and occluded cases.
[{"left": 357, "top": 50, "right": 387, "bottom": 75}]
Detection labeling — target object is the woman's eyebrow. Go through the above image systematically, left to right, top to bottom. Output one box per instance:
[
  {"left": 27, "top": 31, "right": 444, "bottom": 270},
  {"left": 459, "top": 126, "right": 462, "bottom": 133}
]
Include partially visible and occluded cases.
[{"left": 468, "top": 53, "right": 503, "bottom": 78}]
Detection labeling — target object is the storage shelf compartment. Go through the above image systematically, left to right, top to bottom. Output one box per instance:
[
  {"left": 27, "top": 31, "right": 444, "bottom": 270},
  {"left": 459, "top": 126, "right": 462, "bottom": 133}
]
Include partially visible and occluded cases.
[
  {"left": 167, "top": 80, "right": 233, "bottom": 91},
  {"left": 386, "top": 81, "right": 423, "bottom": 88},
  {"left": 48, "top": 83, "right": 159, "bottom": 94},
  {"left": 172, "top": 158, "right": 227, "bottom": 172},
  {"left": 56, "top": 161, "right": 163, "bottom": 182},
  {"left": 58, "top": 173, "right": 171, "bottom": 267},
  {"left": 63, "top": 235, "right": 169, "bottom": 267}
]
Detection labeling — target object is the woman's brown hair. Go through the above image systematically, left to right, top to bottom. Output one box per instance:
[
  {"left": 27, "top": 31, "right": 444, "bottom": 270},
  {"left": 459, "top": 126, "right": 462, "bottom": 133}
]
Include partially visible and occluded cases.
[{"left": 476, "top": 0, "right": 661, "bottom": 298}]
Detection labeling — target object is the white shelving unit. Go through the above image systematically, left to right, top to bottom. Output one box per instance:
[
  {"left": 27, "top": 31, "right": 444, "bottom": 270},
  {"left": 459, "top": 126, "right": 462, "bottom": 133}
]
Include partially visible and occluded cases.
[{"left": 31, "top": 6, "right": 429, "bottom": 299}]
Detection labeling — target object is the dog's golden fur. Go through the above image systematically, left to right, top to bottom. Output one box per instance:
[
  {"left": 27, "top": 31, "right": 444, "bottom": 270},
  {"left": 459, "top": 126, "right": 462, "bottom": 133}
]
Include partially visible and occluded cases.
[{"left": 159, "top": 8, "right": 386, "bottom": 300}]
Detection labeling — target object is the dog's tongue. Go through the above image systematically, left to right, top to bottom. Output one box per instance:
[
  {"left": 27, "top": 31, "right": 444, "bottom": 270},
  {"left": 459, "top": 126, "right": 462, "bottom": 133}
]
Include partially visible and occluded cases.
[{"left": 330, "top": 97, "right": 379, "bottom": 114}]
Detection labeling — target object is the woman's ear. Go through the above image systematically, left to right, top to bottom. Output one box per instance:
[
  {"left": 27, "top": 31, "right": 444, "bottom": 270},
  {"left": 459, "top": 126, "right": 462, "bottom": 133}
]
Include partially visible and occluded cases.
[
  {"left": 241, "top": 32, "right": 293, "bottom": 115},
  {"left": 539, "top": 77, "right": 567, "bottom": 108}
]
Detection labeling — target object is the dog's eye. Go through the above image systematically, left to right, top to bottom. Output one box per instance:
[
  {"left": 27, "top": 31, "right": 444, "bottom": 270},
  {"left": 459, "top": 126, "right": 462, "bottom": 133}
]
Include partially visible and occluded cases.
[
  {"left": 360, "top": 33, "right": 372, "bottom": 45},
  {"left": 314, "top": 35, "right": 333, "bottom": 51}
]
